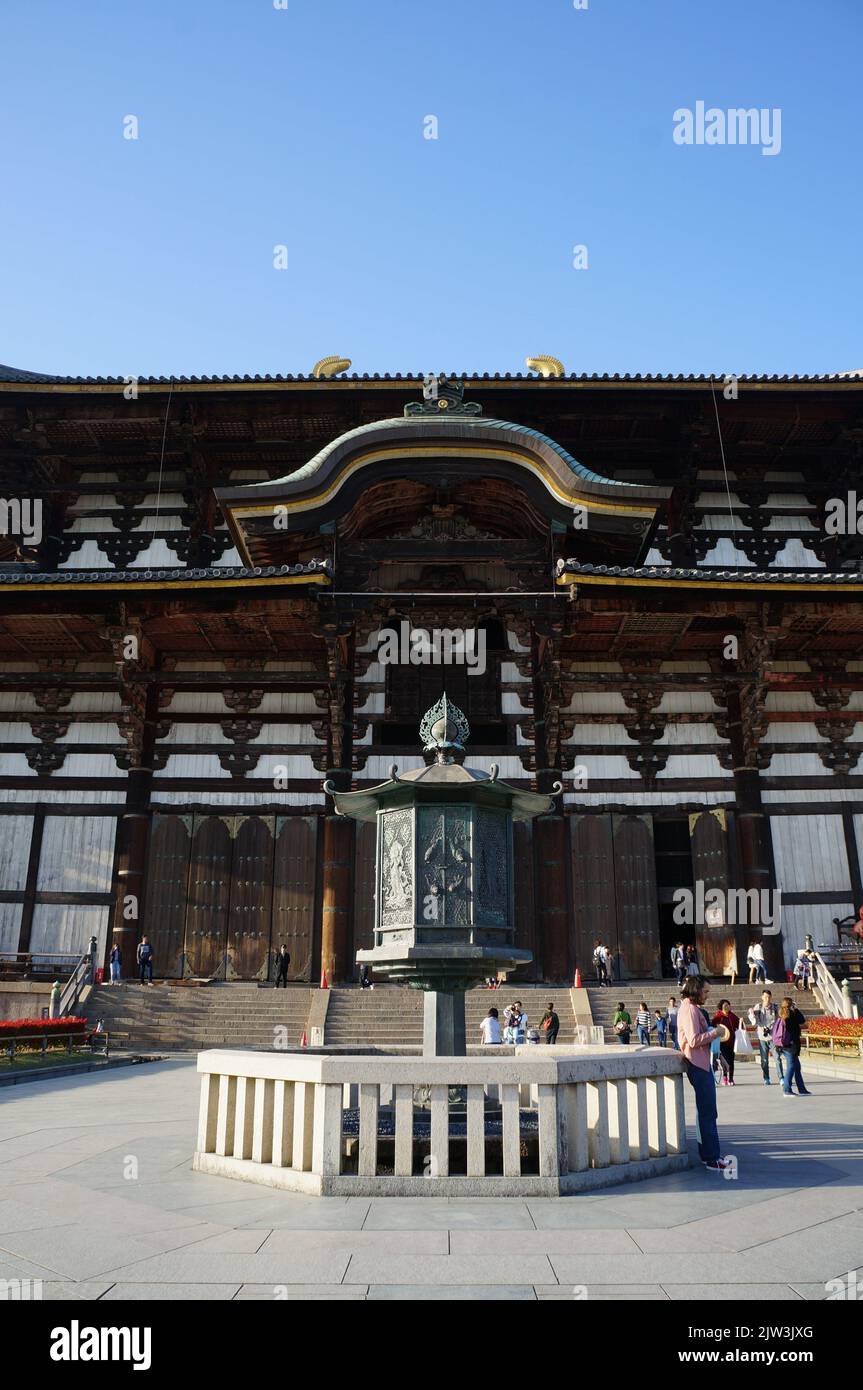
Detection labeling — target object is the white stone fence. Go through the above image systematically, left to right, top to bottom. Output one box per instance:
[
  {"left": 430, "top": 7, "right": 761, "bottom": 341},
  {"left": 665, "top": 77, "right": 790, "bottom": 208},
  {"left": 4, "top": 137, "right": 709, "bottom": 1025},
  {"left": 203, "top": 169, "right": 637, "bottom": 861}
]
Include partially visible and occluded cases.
[{"left": 193, "top": 1047, "right": 689, "bottom": 1196}]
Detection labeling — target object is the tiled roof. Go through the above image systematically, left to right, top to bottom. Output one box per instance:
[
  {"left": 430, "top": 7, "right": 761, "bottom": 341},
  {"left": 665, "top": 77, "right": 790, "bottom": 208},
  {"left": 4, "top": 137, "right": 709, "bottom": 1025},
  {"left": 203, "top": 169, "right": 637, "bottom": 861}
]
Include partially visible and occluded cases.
[
  {"left": 1, "top": 364, "right": 862, "bottom": 386},
  {"left": 556, "top": 559, "right": 862, "bottom": 586},
  {"left": 0, "top": 560, "right": 331, "bottom": 585}
]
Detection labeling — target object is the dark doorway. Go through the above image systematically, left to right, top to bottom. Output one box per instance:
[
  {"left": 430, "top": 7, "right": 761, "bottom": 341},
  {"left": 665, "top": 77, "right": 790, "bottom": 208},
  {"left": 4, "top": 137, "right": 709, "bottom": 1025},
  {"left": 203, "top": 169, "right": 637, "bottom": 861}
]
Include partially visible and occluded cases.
[{"left": 654, "top": 818, "right": 695, "bottom": 978}]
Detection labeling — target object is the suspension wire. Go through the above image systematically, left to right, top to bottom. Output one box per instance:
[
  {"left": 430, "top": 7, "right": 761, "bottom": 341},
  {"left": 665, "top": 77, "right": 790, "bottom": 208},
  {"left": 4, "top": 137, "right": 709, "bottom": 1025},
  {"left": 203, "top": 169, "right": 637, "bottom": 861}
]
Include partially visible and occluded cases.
[{"left": 150, "top": 378, "right": 174, "bottom": 536}]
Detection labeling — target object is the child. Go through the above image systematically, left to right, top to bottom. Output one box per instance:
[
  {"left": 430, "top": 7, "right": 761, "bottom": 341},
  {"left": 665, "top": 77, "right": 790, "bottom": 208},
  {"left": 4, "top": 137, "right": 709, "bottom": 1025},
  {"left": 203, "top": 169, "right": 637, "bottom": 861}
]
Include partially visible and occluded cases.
[{"left": 654, "top": 1008, "right": 668, "bottom": 1047}]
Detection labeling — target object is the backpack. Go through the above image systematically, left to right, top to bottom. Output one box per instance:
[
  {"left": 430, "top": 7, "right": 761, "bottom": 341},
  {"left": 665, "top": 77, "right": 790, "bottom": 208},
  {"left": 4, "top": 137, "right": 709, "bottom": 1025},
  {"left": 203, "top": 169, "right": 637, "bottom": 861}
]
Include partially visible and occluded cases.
[{"left": 772, "top": 1017, "right": 789, "bottom": 1048}]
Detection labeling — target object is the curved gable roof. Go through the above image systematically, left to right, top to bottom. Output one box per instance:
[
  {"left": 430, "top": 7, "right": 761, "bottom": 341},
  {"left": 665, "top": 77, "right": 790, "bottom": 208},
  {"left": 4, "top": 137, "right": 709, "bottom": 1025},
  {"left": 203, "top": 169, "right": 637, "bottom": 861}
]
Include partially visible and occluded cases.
[{"left": 216, "top": 413, "right": 670, "bottom": 567}]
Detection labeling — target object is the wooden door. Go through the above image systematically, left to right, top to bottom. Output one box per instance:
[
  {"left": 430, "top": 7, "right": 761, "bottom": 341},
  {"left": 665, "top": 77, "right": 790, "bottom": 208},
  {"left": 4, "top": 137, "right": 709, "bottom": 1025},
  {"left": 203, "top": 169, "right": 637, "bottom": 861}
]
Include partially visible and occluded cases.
[
  {"left": 689, "top": 809, "right": 734, "bottom": 977},
  {"left": 569, "top": 813, "right": 617, "bottom": 977},
  {"left": 613, "top": 813, "right": 661, "bottom": 978},
  {"left": 143, "top": 815, "right": 192, "bottom": 977},
  {"left": 184, "top": 816, "right": 232, "bottom": 979},
  {"left": 226, "top": 816, "right": 275, "bottom": 980},
  {"left": 272, "top": 816, "right": 317, "bottom": 981},
  {"left": 352, "top": 820, "right": 377, "bottom": 959}
]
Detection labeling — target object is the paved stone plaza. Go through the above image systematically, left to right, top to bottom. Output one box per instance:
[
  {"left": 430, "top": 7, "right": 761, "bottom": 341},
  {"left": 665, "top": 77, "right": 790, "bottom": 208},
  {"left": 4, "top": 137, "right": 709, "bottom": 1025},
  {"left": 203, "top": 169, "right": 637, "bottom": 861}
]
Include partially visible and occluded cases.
[{"left": 0, "top": 1059, "right": 861, "bottom": 1301}]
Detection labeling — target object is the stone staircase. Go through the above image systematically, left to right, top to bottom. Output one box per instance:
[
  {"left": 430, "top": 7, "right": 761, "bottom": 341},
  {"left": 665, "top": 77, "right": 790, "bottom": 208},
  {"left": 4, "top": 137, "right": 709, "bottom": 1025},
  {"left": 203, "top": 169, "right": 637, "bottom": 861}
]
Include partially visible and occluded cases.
[
  {"left": 586, "top": 980, "right": 814, "bottom": 1044},
  {"left": 85, "top": 982, "right": 314, "bottom": 1052},
  {"left": 324, "top": 984, "right": 580, "bottom": 1047},
  {"left": 463, "top": 985, "right": 580, "bottom": 1044},
  {"left": 324, "top": 986, "right": 424, "bottom": 1048}
]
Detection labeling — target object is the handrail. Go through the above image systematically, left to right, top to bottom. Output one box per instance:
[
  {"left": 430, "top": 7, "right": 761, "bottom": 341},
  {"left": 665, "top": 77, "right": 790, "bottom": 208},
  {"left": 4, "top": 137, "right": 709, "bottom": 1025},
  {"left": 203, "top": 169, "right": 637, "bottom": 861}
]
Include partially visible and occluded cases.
[
  {"left": 58, "top": 938, "right": 98, "bottom": 1016},
  {"left": 811, "top": 949, "right": 850, "bottom": 1018}
]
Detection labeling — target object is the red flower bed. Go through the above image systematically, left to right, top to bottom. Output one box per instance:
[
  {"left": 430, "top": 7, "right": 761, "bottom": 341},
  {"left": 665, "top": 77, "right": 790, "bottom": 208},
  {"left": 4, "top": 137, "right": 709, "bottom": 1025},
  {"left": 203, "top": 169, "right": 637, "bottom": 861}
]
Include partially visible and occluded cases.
[
  {"left": 0, "top": 1016, "right": 87, "bottom": 1037},
  {"left": 805, "top": 1016, "right": 863, "bottom": 1039}
]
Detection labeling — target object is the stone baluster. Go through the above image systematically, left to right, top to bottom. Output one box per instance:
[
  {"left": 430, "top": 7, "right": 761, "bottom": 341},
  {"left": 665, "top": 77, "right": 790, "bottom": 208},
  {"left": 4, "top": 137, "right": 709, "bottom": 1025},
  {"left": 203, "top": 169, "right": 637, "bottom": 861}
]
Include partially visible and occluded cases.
[
  {"left": 664, "top": 1073, "right": 685, "bottom": 1155},
  {"left": 197, "top": 1074, "right": 219, "bottom": 1155},
  {"left": 215, "top": 1075, "right": 236, "bottom": 1157},
  {"left": 626, "top": 1075, "right": 650, "bottom": 1161},
  {"left": 646, "top": 1076, "right": 667, "bottom": 1157},
  {"left": 233, "top": 1077, "right": 256, "bottom": 1159},
  {"left": 252, "top": 1078, "right": 275, "bottom": 1164},
  {"left": 607, "top": 1078, "right": 630, "bottom": 1166},
  {"left": 272, "top": 1079, "right": 295, "bottom": 1167},
  {"left": 586, "top": 1079, "right": 610, "bottom": 1168},
  {"left": 292, "top": 1081, "right": 315, "bottom": 1172},
  {"left": 564, "top": 1081, "right": 589, "bottom": 1172},
  {"left": 313, "top": 1083, "right": 344, "bottom": 1180},
  {"left": 358, "top": 1083, "right": 380, "bottom": 1177},
  {"left": 536, "top": 1083, "right": 563, "bottom": 1179},
  {"left": 394, "top": 1084, "right": 414, "bottom": 1177},
  {"left": 501, "top": 1084, "right": 521, "bottom": 1177},
  {"left": 430, "top": 1085, "right": 450, "bottom": 1178},
  {"left": 466, "top": 1085, "right": 485, "bottom": 1177}
]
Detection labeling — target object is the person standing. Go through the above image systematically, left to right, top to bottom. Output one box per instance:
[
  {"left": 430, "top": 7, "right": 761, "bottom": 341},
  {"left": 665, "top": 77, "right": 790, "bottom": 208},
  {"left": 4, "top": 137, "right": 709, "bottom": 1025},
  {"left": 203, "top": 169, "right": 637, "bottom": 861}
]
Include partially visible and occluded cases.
[
  {"left": 136, "top": 936, "right": 154, "bottom": 985},
  {"left": 109, "top": 938, "right": 122, "bottom": 985},
  {"left": 593, "top": 940, "right": 607, "bottom": 987},
  {"left": 749, "top": 940, "right": 768, "bottom": 983},
  {"left": 671, "top": 942, "right": 686, "bottom": 987},
  {"left": 723, "top": 942, "right": 738, "bottom": 988},
  {"left": 274, "top": 944, "right": 291, "bottom": 988},
  {"left": 685, "top": 944, "right": 699, "bottom": 977},
  {"left": 678, "top": 975, "right": 730, "bottom": 1172},
  {"left": 748, "top": 990, "right": 785, "bottom": 1086},
  {"left": 667, "top": 996, "right": 679, "bottom": 1050},
  {"left": 776, "top": 997, "right": 811, "bottom": 1097},
  {"left": 711, "top": 999, "right": 739, "bottom": 1085},
  {"left": 540, "top": 1001, "right": 560, "bottom": 1045},
  {"left": 635, "top": 1001, "right": 651, "bottom": 1046},
  {"left": 613, "top": 1002, "right": 631, "bottom": 1045},
  {"left": 480, "top": 1007, "right": 502, "bottom": 1045},
  {"left": 654, "top": 1007, "right": 668, "bottom": 1048}
]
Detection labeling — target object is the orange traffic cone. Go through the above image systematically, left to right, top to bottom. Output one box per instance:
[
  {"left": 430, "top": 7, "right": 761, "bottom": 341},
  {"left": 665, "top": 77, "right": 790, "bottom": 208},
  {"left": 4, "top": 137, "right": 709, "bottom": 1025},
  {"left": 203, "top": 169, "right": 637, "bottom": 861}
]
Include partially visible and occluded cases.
[
  {"left": 320, "top": 967, "right": 329, "bottom": 989},
  {"left": 574, "top": 967, "right": 582, "bottom": 988},
  {"left": 300, "top": 1030, "right": 308, "bottom": 1047}
]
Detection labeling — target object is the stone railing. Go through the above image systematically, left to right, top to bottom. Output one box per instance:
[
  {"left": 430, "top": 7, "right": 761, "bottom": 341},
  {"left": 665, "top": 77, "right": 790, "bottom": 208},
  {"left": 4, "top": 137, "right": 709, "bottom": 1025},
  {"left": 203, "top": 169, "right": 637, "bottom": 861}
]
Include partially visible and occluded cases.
[{"left": 193, "top": 1047, "right": 688, "bottom": 1196}]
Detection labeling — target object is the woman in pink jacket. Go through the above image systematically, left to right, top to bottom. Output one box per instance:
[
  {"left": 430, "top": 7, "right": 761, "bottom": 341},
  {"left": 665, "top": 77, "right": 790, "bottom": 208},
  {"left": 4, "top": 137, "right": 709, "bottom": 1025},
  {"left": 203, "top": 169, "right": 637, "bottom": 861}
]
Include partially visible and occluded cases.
[{"left": 677, "top": 976, "right": 732, "bottom": 1173}]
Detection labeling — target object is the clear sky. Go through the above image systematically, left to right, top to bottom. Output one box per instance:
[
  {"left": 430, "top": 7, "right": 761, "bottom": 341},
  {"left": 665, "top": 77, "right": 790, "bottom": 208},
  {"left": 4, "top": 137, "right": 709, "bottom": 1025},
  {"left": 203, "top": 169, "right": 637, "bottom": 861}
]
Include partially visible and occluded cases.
[{"left": 2, "top": 0, "right": 860, "bottom": 378}]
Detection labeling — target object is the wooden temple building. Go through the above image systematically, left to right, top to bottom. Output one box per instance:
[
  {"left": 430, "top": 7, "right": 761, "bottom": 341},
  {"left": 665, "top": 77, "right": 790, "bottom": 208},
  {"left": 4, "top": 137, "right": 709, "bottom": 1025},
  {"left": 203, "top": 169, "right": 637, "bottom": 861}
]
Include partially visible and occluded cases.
[{"left": 2, "top": 363, "right": 863, "bottom": 984}]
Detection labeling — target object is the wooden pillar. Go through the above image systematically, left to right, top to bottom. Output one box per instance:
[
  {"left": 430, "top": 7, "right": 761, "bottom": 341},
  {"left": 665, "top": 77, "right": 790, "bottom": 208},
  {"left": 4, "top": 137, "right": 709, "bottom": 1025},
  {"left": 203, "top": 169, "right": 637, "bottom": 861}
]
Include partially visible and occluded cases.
[
  {"left": 108, "top": 677, "right": 158, "bottom": 972},
  {"left": 727, "top": 687, "right": 781, "bottom": 977},
  {"left": 320, "top": 814, "right": 353, "bottom": 984}
]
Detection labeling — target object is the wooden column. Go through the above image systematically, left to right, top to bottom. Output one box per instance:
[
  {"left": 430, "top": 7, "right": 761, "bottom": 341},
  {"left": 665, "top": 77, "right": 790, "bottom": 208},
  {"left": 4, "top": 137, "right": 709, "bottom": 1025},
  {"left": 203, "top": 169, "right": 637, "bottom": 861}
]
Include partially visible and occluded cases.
[
  {"left": 532, "top": 618, "right": 570, "bottom": 983},
  {"left": 108, "top": 638, "right": 159, "bottom": 974},
  {"left": 726, "top": 685, "right": 781, "bottom": 977},
  {"left": 320, "top": 814, "right": 353, "bottom": 984}
]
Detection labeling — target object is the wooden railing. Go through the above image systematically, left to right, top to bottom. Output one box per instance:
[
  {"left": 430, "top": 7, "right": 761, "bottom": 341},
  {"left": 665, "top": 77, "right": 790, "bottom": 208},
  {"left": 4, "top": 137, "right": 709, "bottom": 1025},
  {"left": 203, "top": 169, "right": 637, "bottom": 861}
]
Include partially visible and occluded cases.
[
  {"left": 1, "top": 1029, "right": 109, "bottom": 1062},
  {"left": 803, "top": 1032, "right": 863, "bottom": 1061},
  {"left": 193, "top": 1047, "right": 688, "bottom": 1196}
]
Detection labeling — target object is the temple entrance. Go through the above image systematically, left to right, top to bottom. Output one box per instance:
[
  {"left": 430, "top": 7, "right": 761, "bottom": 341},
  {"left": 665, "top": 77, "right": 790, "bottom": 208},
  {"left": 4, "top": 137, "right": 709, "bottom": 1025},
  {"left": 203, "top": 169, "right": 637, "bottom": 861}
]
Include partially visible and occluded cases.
[{"left": 143, "top": 813, "right": 318, "bottom": 980}]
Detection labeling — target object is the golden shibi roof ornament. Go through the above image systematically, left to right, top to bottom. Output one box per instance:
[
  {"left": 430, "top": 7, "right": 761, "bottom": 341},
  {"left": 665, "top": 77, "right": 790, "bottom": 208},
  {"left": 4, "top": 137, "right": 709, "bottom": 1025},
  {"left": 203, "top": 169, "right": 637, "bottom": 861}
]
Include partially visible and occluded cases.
[
  {"left": 525, "top": 354, "right": 565, "bottom": 379},
  {"left": 311, "top": 355, "right": 352, "bottom": 379}
]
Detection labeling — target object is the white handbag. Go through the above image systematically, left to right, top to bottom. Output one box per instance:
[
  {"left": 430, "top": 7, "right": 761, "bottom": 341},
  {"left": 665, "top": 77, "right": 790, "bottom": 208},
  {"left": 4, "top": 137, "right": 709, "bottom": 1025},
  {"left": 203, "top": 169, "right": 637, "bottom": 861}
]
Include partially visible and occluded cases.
[{"left": 734, "top": 1024, "right": 753, "bottom": 1055}]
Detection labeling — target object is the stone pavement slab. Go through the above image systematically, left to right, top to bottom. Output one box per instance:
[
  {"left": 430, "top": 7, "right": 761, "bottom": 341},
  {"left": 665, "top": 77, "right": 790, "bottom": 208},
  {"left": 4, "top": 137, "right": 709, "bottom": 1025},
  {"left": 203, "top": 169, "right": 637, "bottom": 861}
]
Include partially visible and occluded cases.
[
  {"left": 0, "top": 1058, "right": 860, "bottom": 1301},
  {"left": 100, "top": 1283, "right": 242, "bottom": 1300},
  {"left": 235, "top": 1283, "right": 368, "bottom": 1300},
  {"left": 535, "top": 1283, "right": 667, "bottom": 1299},
  {"left": 661, "top": 1283, "right": 804, "bottom": 1300},
  {"left": 366, "top": 1284, "right": 537, "bottom": 1300}
]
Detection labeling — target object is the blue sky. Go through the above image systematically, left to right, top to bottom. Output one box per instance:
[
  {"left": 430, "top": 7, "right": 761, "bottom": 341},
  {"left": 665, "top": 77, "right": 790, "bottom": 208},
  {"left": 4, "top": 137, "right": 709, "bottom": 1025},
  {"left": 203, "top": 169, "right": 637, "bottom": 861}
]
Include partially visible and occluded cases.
[{"left": 2, "top": 0, "right": 860, "bottom": 377}]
